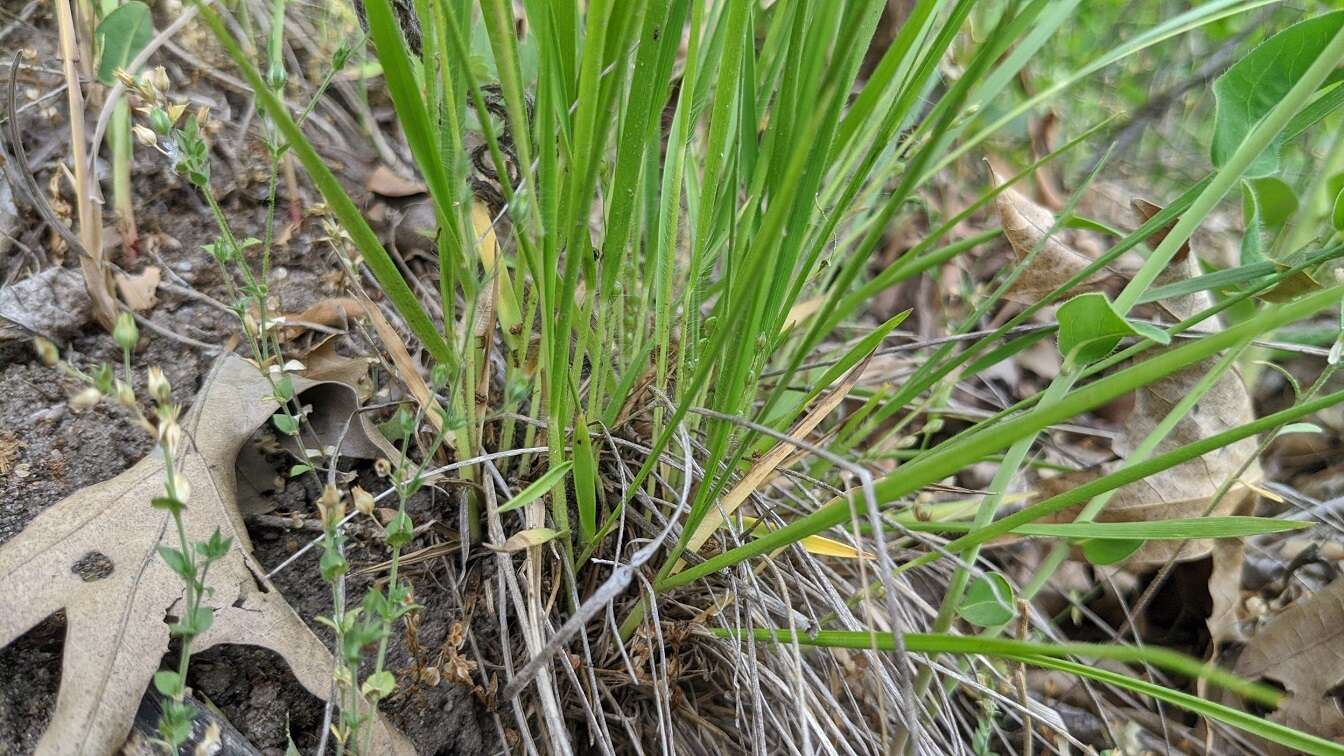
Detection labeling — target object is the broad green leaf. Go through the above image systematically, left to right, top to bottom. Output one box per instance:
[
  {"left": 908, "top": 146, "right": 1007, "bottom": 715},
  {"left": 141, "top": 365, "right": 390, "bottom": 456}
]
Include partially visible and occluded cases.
[
  {"left": 95, "top": 2, "right": 154, "bottom": 85},
  {"left": 1212, "top": 11, "right": 1344, "bottom": 177},
  {"left": 1240, "top": 176, "right": 1298, "bottom": 265},
  {"left": 1333, "top": 184, "right": 1344, "bottom": 231},
  {"left": 1056, "top": 292, "right": 1168, "bottom": 365},
  {"left": 271, "top": 413, "right": 299, "bottom": 435},
  {"left": 573, "top": 418, "right": 598, "bottom": 546},
  {"left": 497, "top": 461, "right": 574, "bottom": 514},
  {"left": 1081, "top": 537, "right": 1143, "bottom": 565},
  {"left": 155, "top": 546, "right": 192, "bottom": 579},
  {"left": 958, "top": 573, "right": 1016, "bottom": 627},
  {"left": 152, "top": 669, "right": 183, "bottom": 698},
  {"left": 361, "top": 670, "right": 396, "bottom": 699}
]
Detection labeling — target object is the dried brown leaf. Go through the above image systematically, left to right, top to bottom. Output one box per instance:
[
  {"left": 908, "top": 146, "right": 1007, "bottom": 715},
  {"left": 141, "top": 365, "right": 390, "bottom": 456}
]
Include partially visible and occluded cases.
[
  {"left": 365, "top": 165, "right": 427, "bottom": 197},
  {"left": 991, "top": 166, "right": 1107, "bottom": 304},
  {"left": 1039, "top": 205, "right": 1261, "bottom": 643},
  {"left": 114, "top": 266, "right": 161, "bottom": 312},
  {"left": 0, "top": 355, "right": 413, "bottom": 755},
  {"left": 1234, "top": 577, "right": 1344, "bottom": 749}
]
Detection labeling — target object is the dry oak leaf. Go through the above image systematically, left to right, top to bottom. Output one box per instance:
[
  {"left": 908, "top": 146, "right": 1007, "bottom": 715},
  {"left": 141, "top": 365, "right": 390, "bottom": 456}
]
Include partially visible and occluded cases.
[
  {"left": 991, "top": 166, "right": 1108, "bottom": 304},
  {"left": 1038, "top": 203, "right": 1261, "bottom": 641},
  {"left": 114, "top": 266, "right": 162, "bottom": 312},
  {"left": 0, "top": 354, "right": 414, "bottom": 755},
  {"left": 1234, "top": 576, "right": 1344, "bottom": 751}
]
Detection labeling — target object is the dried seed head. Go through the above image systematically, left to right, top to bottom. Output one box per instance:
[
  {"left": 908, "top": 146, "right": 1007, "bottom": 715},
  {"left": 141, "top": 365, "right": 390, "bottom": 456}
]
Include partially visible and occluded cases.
[
  {"left": 148, "top": 66, "right": 170, "bottom": 95},
  {"left": 132, "top": 124, "right": 158, "bottom": 147},
  {"left": 32, "top": 337, "right": 59, "bottom": 367},
  {"left": 147, "top": 366, "right": 171, "bottom": 404},
  {"left": 114, "top": 379, "right": 137, "bottom": 410},
  {"left": 69, "top": 387, "right": 102, "bottom": 412},
  {"left": 160, "top": 420, "right": 182, "bottom": 455},
  {"left": 374, "top": 458, "right": 393, "bottom": 477},
  {"left": 317, "top": 484, "right": 346, "bottom": 528},
  {"left": 352, "top": 485, "right": 375, "bottom": 517}
]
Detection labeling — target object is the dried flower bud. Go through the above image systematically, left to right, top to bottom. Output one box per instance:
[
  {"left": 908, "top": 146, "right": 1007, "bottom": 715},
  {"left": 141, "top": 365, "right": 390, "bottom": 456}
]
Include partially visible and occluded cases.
[
  {"left": 148, "top": 66, "right": 170, "bottom": 95},
  {"left": 132, "top": 124, "right": 158, "bottom": 147},
  {"left": 113, "top": 312, "right": 139, "bottom": 352},
  {"left": 33, "top": 337, "right": 58, "bottom": 367},
  {"left": 146, "top": 366, "right": 171, "bottom": 403},
  {"left": 114, "top": 379, "right": 136, "bottom": 410},
  {"left": 69, "top": 387, "right": 102, "bottom": 412},
  {"left": 161, "top": 419, "right": 182, "bottom": 454},
  {"left": 374, "top": 458, "right": 393, "bottom": 477},
  {"left": 317, "top": 484, "right": 346, "bottom": 528},
  {"left": 352, "top": 485, "right": 375, "bottom": 517}
]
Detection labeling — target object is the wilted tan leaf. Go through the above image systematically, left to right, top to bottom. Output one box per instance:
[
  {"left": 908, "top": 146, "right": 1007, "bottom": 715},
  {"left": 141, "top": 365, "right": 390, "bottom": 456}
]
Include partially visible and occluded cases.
[
  {"left": 365, "top": 164, "right": 427, "bottom": 197},
  {"left": 991, "top": 166, "right": 1108, "bottom": 304},
  {"left": 1039, "top": 204, "right": 1261, "bottom": 639},
  {"left": 114, "top": 266, "right": 161, "bottom": 312},
  {"left": 353, "top": 291, "right": 450, "bottom": 445},
  {"left": 282, "top": 296, "right": 363, "bottom": 332},
  {"left": 0, "top": 355, "right": 413, "bottom": 755},
  {"left": 737, "top": 516, "right": 874, "bottom": 560},
  {"left": 490, "top": 527, "right": 566, "bottom": 553},
  {"left": 1234, "top": 577, "right": 1344, "bottom": 750}
]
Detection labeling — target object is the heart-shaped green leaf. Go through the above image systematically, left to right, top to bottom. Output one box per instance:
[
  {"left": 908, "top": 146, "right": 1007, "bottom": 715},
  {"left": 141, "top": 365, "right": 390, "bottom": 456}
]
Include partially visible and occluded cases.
[
  {"left": 95, "top": 2, "right": 154, "bottom": 86},
  {"left": 1212, "top": 11, "right": 1344, "bottom": 178},
  {"left": 958, "top": 573, "right": 1017, "bottom": 628}
]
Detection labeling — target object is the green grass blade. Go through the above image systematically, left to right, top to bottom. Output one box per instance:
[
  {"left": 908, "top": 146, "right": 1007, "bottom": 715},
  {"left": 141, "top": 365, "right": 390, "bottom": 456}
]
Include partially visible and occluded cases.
[{"left": 191, "top": 1, "right": 457, "bottom": 371}]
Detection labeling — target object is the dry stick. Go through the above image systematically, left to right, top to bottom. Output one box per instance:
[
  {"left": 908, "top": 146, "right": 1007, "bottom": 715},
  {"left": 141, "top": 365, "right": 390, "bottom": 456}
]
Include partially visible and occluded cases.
[
  {"left": 53, "top": 0, "right": 117, "bottom": 330},
  {"left": 498, "top": 423, "right": 696, "bottom": 703},
  {"left": 480, "top": 461, "right": 568, "bottom": 756}
]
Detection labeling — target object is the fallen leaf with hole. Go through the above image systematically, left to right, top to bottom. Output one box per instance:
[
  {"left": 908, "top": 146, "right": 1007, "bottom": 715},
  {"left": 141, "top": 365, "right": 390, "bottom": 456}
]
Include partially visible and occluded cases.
[
  {"left": 992, "top": 166, "right": 1108, "bottom": 304},
  {"left": 1038, "top": 202, "right": 1261, "bottom": 640},
  {"left": 114, "top": 266, "right": 161, "bottom": 312},
  {"left": 0, "top": 267, "right": 93, "bottom": 342},
  {"left": 241, "top": 342, "right": 390, "bottom": 512},
  {"left": 0, "top": 354, "right": 414, "bottom": 755},
  {"left": 1233, "top": 576, "right": 1344, "bottom": 751}
]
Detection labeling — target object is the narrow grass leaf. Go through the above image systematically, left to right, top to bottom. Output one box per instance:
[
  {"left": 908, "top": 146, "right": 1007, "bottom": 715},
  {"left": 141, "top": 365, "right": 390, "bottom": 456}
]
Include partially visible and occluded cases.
[{"left": 497, "top": 462, "right": 574, "bottom": 514}]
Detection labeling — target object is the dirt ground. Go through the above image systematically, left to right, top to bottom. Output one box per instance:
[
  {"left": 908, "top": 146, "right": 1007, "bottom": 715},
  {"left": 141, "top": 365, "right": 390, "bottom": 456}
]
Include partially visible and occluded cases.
[{"left": 0, "top": 34, "right": 496, "bottom": 750}]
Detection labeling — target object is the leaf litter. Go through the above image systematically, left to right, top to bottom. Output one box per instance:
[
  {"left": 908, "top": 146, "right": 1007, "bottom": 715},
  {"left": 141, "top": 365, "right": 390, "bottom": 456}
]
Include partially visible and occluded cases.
[{"left": 0, "top": 354, "right": 414, "bottom": 754}]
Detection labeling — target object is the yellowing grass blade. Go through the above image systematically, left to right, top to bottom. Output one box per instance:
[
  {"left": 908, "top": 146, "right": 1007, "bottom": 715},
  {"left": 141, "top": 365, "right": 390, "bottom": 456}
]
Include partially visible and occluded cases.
[{"left": 738, "top": 515, "right": 874, "bottom": 560}]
